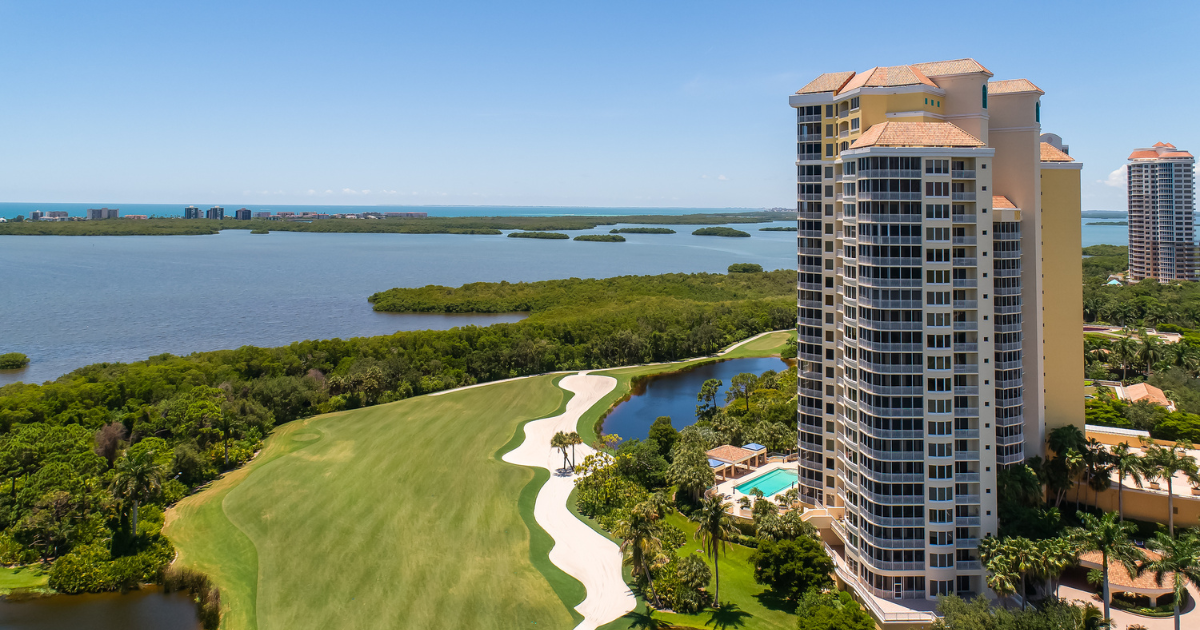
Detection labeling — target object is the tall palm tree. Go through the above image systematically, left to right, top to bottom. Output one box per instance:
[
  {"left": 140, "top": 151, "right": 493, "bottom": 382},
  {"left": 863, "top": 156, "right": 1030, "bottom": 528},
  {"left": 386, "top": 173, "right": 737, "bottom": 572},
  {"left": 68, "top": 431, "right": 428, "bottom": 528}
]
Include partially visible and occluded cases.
[
  {"left": 1112, "top": 335, "right": 1137, "bottom": 380},
  {"left": 1138, "top": 335, "right": 1166, "bottom": 378},
  {"left": 551, "top": 432, "right": 570, "bottom": 470},
  {"left": 566, "top": 432, "right": 583, "bottom": 468},
  {"left": 1143, "top": 441, "right": 1200, "bottom": 536},
  {"left": 1112, "top": 442, "right": 1146, "bottom": 521},
  {"left": 110, "top": 449, "right": 164, "bottom": 536},
  {"left": 689, "top": 495, "right": 737, "bottom": 605},
  {"left": 614, "top": 502, "right": 667, "bottom": 609},
  {"left": 1070, "top": 512, "right": 1144, "bottom": 622},
  {"left": 1140, "top": 530, "right": 1200, "bottom": 630},
  {"left": 1040, "top": 536, "right": 1080, "bottom": 598},
  {"left": 1007, "top": 537, "right": 1039, "bottom": 609}
]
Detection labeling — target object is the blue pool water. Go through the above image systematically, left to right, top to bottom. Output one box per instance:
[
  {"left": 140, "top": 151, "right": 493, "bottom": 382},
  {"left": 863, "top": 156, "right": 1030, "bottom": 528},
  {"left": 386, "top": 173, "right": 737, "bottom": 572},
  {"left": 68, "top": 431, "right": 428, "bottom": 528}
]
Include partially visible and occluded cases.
[{"left": 734, "top": 468, "right": 798, "bottom": 497}]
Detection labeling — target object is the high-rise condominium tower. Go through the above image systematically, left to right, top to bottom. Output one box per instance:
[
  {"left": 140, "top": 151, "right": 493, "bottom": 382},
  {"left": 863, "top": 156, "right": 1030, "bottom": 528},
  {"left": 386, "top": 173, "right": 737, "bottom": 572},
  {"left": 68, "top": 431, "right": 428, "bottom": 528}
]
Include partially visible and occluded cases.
[
  {"left": 788, "top": 59, "right": 1084, "bottom": 614},
  {"left": 1127, "top": 143, "right": 1196, "bottom": 282}
]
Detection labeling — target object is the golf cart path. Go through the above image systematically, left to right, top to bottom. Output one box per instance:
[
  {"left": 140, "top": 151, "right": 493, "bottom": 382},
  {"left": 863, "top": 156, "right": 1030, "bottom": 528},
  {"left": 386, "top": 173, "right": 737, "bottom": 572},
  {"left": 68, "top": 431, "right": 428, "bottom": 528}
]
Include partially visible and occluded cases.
[{"left": 502, "top": 372, "right": 634, "bottom": 630}]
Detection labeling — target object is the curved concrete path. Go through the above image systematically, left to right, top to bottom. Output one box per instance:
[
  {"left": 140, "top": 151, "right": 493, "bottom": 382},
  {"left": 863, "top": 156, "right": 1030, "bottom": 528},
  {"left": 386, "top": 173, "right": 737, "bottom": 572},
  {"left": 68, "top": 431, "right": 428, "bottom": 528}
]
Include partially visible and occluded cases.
[{"left": 502, "top": 373, "right": 634, "bottom": 630}]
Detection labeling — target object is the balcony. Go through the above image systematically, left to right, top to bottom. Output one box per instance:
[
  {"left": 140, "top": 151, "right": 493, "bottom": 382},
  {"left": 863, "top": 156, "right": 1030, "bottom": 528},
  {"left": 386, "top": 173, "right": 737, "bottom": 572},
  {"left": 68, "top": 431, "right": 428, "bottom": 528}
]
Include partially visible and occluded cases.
[
  {"left": 798, "top": 114, "right": 821, "bottom": 123},
  {"left": 797, "top": 133, "right": 822, "bottom": 142},
  {"left": 797, "top": 154, "right": 823, "bottom": 162},
  {"left": 858, "top": 169, "right": 921, "bottom": 178},
  {"left": 952, "top": 170, "right": 976, "bottom": 179},
  {"left": 857, "top": 191, "right": 921, "bottom": 201},
  {"left": 952, "top": 192, "right": 977, "bottom": 201},
  {"left": 799, "top": 193, "right": 822, "bottom": 201},
  {"left": 952, "top": 214, "right": 977, "bottom": 223},
  {"left": 952, "top": 236, "right": 977, "bottom": 245},
  {"left": 952, "top": 258, "right": 978, "bottom": 268},
  {"left": 953, "top": 278, "right": 977, "bottom": 288},
  {"left": 952, "top": 300, "right": 978, "bottom": 309},
  {"left": 953, "top": 321, "right": 978, "bottom": 331},
  {"left": 953, "top": 342, "right": 979, "bottom": 352},
  {"left": 954, "top": 364, "right": 979, "bottom": 374},
  {"left": 954, "top": 386, "right": 980, "bottom": 395},
  {"left": 954, "top": 428, "right": 980, "bottom": 439},
  {"left": 955, "top": 450, "right": 981, "bottom": 460},
  {"left": 956, "top": 472, "right": 981, "bottom": 482},
  {"left": 956, "top": 494, "right": 981, "bottom": 504},
  {"left": 956, "top": 515, "right": 982, "bottom": 526},
  {"left": 957, "top": 537, "right": 980, "bottom": 549},
  {"left": 957, "top": 560, "right": 984, "bottom": 571}
]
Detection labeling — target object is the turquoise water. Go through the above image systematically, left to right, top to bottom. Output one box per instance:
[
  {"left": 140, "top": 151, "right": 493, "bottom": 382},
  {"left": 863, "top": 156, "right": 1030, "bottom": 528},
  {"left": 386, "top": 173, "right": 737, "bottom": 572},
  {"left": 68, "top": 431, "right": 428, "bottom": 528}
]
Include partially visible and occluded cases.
[
  {"left": 0, "top": 203, "right": 763, "bottom": 220},
  {"left": 734, "top": 468, "right": 798, "bottom": 497}
]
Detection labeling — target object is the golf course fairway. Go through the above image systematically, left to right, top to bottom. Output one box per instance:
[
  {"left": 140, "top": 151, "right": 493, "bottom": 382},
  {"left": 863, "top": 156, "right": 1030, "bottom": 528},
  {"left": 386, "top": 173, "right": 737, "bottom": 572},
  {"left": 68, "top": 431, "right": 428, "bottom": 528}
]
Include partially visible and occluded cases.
[{"left": 164, "top": 374, "right": 580, "bottom": 630}]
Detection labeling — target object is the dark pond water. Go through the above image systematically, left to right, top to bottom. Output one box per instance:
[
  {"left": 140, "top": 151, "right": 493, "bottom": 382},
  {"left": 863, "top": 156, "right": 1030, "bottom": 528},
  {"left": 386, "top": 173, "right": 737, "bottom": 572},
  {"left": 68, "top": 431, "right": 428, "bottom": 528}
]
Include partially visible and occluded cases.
[
  {"left": 601, "top": 356, "right": 790, "bottom": 440},
  {"left": 0, "top": 587, "right": 199, "bottom": 630}
]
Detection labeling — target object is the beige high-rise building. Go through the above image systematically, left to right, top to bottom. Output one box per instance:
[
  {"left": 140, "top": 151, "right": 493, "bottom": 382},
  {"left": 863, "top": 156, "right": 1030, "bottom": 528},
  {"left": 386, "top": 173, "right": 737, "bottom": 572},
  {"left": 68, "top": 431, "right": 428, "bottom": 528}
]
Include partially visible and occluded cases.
[
  {"left": 788, "top": 58, "right": 1083, "bottom": 621},
  {"left": 1127, "top": 143, "right": 1196, "bottom": 282}
]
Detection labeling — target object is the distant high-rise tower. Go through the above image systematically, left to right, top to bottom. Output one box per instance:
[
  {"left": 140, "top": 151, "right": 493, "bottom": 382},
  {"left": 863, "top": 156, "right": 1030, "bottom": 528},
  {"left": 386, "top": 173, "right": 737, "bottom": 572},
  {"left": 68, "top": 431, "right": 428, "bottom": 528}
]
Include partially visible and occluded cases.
[
  {"left": 788, "top": 58, "right": 1084, "bottom": 611},
  {"left": 1128, "top": 143, "right": 1196, "bottom": 282},
  {"left": 184, "top": 205, "right": 201, "bottom": 219},
  {"left": 206, "top": 206, "right": 225, "bottom": 220},
  {"left": 86, "top": 207, "right": 119, "bottom": 220},
  {"left": 235, "top": 208, "right": 252, "bottom": 221},
  {"left": 29, "top": 211, "right": 43, "bottom": 221}
]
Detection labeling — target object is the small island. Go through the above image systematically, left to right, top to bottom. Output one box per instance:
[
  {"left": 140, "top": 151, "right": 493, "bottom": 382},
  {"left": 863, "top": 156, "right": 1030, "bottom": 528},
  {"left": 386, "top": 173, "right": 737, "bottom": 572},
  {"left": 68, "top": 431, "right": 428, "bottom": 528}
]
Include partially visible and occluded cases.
[
  {"left": 1086, "top": 221, "right": 1128, "bottom": 226},
  {"left": 759, "top": 226, "right": 797, "bottom": 232},
  {"left": 609, "top": 227, "right": 675, "bottom": 234},
  {"left": 693, "top": 227, "right": 750, "bottom": 237},
  {"left": 250, "top": 228, "right": 270, "bottom": 234},
  {"left": 507, "top": 231, "right": 569, "bottom": 239},
  {"left": 574, "top": 234, "right": 625, "bottom": 242},
  {"left": 0, "top": 352, "right": 29, "bottom": 369}
]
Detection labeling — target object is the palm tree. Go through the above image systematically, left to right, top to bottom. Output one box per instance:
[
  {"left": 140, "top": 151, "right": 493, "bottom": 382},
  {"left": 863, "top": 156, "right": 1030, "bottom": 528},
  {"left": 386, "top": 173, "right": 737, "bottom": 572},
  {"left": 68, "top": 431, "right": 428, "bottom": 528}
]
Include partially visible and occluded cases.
[
  {"left": 1112, "top": 335, "right": 1137, "bottom": 380},
  {"left": 1138, "top": 335, "right": 1166, "bottom": 378},
  {"left": 551, "top": 431, "right": 571, "bottom": 471},
  {"left": 566, "top": 432, "right": 583, "bottom": 468},
  {"left": 1143, "top": 441, "right": 1200, "bottom": 536},
  {"left": 1112, "top": 442, "right": 1146, "bottom": 521},
  {"left": 110, "top": 449, "right": 164, "bottom": 536},
  {"left": 689, "top": 495, "right": 737, "bottom": 605},
  {"left": 614, "top": 502, "right": 667, "bottom": 609},
  {"left": 1070, "top": 512, "right": 1144, "bottom": 622},
  {"left": 1140, "top": 530, "right": 1200, "bottom": 630},
  {"left": 1040, "top": 536, "right": 1080, "bottom": 598},
  {"left": 1007, "top": 537, "right": 1039, "bottom": 609}
]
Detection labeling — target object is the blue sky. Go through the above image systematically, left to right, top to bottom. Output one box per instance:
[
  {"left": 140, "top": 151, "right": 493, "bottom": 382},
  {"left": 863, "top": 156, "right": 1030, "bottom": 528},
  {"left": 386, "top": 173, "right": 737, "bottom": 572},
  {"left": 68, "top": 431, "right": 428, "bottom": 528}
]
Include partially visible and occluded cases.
[{"left": 0, "top": 1, "right": 1193, "bottom": 209}]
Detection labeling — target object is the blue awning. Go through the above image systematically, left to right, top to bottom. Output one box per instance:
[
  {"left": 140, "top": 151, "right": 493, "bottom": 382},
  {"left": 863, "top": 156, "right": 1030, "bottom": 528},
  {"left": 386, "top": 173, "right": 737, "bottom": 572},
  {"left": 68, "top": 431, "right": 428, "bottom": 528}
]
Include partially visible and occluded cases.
[
  {"left": 743, "top": 443, "right": 766, "bottom": 451},
  {"left": 708, "top": 458, "right": 725, "bottom": 468}
]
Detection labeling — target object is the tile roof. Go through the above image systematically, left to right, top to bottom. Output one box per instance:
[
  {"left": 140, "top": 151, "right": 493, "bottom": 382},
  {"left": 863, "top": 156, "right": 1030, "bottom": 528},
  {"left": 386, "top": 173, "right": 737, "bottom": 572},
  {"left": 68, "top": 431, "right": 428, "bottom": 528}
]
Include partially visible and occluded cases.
[
  {"left": 911, "top": 58, "right": 993, "bottom": 77},
  {"left": 842, "top": 65, "right": 939, "bottom": 92},
  {"left": 795, "top": 71, "right": 856, "bottom": 95},
  {"left": 988, "top": 79, "right": 1044, "bottom": 95},
  {"left": 850, "top": 122, "right": 985, "bottom": 149},
  {"left": 1040, "top": 142, "right": 1074, "bottom": 162},
  {"left": 1154, "top": 142, "right": 1176, "bottom": 148},
  {"left": 1130, "top": 144, "right": 1195, "bottom": 160},
  {"left": 993, "top": 196, "right": 1017, "bottom": 209},
  {"left": 1124, "top": 382, "right": 1174, "bottom": 408},
  {"left": 706, "top": 445, "right": 756, "bottom": 463},
  {"left": 1080, "top": 550, "right": 1172, "bottom": 592}
]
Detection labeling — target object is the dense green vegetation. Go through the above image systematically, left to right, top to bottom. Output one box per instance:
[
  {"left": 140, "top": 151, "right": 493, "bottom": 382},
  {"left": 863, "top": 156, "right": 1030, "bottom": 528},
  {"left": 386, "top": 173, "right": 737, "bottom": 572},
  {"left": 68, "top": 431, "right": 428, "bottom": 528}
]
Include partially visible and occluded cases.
[
  {"left": 0, "top": 213, "right": 776, "bottom": 236},
  {"left": 610, "top": 227, "right": 675, "bottom": 234},
  {"left": 693, "top": 227, "right": 750, "bottom": 237},
  {"left": 758, "top": 227, "right": 796, "bottom": 232},
  {"left": 249, "top": 228, "right": 269, "bottom": 235},
  {"left": 507, "top": 231, "right": 569, "bottom": 239},
  {"left": 574, "top": 234, "right": 625, "bottom": 242},
  {"left": 1081, "top": 244, "right": 1128, "bottom": 282},
  {"left": 728, "top": 263, "right": 763, "bottom": 273},
  {"left": 0, "top": 270, "right": 792, "bottom": 604},
  {"left": 0, "top": 353, "right": 29, "bottom": 369}
]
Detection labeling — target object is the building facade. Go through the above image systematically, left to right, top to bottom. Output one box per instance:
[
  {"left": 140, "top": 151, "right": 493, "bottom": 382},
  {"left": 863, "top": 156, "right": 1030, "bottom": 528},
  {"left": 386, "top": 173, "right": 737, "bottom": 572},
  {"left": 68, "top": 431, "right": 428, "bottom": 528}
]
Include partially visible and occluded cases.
[
  {"left": 788, "top": 59, "right": 1083, "bottom": 610},
  {"left": 1127, "top": 143, "right": 1196, "bottom": 282},
  {"left": 184, "top": 205, "right": 202, "bottom": 219},
  {"left": 206, "top": 206, "right": 225, "bottom": 220},
  {"left": 86, "top": 207, "right": 119, "bottom": 220},
  {"left": 235, "top": 208, "right": 252, "bottom": 220}
]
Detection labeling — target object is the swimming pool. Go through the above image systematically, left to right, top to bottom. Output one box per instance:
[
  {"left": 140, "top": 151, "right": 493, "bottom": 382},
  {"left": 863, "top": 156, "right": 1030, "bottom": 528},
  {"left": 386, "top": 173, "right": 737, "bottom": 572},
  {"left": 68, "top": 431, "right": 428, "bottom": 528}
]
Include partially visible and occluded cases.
[{"left": 734, "top": 468, "right": 798, "bottom": 497}]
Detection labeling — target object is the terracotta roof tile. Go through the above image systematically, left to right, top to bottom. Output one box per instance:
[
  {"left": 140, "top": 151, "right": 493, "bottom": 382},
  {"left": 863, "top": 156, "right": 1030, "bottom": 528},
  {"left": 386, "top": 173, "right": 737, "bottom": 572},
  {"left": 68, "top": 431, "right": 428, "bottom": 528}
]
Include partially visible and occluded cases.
[
  {"left": 911, "top": 58, "right": 993, "bottom": 77},
  {"left": 842, "top": 65, "right": 939, "bottom": 92},
  {"left": 796, "top": 71, "right": 856, "bottom": 95},
  {"left": 988, "top": 79, "right": 1044, "bottom": 95},
  {"left": 849, "top": 122, "right": 985, "bottom": 149},
  {"left": 1040, "top": 142, "right": 1074, "bottom": 162},
  {"left": 1154, "top": 142, "right": 1176, "bottom": 148},
  {"left": 1129, "top": 144, "right": 1195, "bottom": 160},
  {"left": 993, "top": 196, "right": 1017, "bottom": 209},
  {"left": 1124, "top": 383, "right": 1174, "bottom": 408},
  {"left": 706, "top": 445, "right": 756, "bottom": 463},
  {"left": 1080, "top": 550, "right": 1172, "bottom": 592}
]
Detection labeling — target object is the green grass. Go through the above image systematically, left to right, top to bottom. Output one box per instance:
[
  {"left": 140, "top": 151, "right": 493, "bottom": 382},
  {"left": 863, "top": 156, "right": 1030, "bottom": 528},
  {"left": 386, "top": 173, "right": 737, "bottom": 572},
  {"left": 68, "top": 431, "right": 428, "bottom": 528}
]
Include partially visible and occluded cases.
[
  {"left": 165, "top": 375, "right": 580, "bottom": 630},
  {"left": 598, "top": 514, "right": 796, "bottom": 630},
  {"left": 0, "top": 565, "right": 50, "bottom": 594}
]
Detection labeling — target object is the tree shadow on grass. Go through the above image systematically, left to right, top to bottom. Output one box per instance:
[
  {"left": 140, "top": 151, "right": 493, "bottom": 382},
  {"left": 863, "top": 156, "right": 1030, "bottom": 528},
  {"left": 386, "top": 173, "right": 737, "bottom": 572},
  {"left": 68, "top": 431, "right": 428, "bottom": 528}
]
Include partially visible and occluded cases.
[
  {"left": 752, "top": 588, "right": 797, "bottom": 614},
  {"left": 704, "top": 602, "right": 752, "bottom": 629},
  {"left": 626, "top": 608, "right": 672, "bottom": 629}
]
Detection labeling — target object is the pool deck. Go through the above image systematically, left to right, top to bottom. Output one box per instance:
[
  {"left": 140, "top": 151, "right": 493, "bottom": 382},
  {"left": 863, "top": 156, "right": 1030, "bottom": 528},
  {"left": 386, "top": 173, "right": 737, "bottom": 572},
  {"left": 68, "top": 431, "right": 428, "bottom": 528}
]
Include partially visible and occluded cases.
[{"left": 711, "top": 461, "right": 799, "bottom": 519}]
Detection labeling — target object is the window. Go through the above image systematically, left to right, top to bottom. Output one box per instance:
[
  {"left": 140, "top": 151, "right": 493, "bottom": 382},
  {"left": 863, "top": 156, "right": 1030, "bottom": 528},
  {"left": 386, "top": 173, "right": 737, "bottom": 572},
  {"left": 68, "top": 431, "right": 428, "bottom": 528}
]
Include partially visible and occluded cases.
[
  {"left": 981, "top": 84, "right": 988, "bottom": 109},
  {"left": 850, "top": 97, "right": 860, "bottom": 110},
  {"left": 1035, "top": 101, "right": 1040, "bottom": 122},
  {"left": 825, "top": 104, "right": 833, "bottom": 118},
  {"left": 851, "top": 118, "right": 860, "bottom": 131},
  {"left": 826, "top": 124, "right": 834, "bottom": 138},
  {"left": 840, "top": 141, "right": 848, "bottom": 152},
  {"left": 826, "top": 144, "right": 834, "bottom": 157},
  {"left": 926, "top": 160, "right": 949, "bottom": 175},
  {"left": 824, "top": 166, "right": 833, "bottom": 178},
  {"left": 926, "top": 182, "right": 950, "bottom": 197},
  {"left": 824, "top": 186, "right": 834, "bottom": 198},
  {"left": 926, "top": 204, "right": 950, "bottom": 219},
  {"left": 926, "top": 227, "right": 950, "bottom": 241},
  {"left": 926, "top": 248, "right": 951, "bottom": 263},
  {"left": 926, "top": 270, "right": 950, "bottom": 284},
  {"left": 926, "top": 291, "right": 950, "bottom": 305},
  {"left": 927, "top": 312, "right": 951, "bottom": 327},
  {"left": 927, "top": 334, "right": 950, "bottom": 348},
  {"left": 928, "top": 356, "right": 951, "bottom": 370},
  {"left": 927, "top": 378, "right": 951, "bottom": 392},
  {"left": 929, "top": 399, "right": 951, "bottom": 414},
  {"left": 928, "top": 443, "right": 954, "bottom": 457},
  {"left": 929, "top": 465, "right": 953, "bottom": 479},
  {"left": 929, "top": 487, "right": 953, "bottom": 502},
  {"left": 929, "top": 509, "right": 953, "bottom": 523},
  {"left": 930, "top": 531, "right": 954, "bottom": 545},
  {"left": 930, "top": 580, "right": 954, "bottom": 596}
]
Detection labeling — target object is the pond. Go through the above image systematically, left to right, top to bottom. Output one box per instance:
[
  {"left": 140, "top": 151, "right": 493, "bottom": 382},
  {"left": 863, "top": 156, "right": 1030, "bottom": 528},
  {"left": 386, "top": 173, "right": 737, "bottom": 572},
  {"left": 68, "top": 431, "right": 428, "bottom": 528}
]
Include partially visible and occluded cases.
[
  {"left": 600, "top": 356, "right": 791, "bottom": 441},
  {"left": 0, "top": 587, "right": 199, "bottom": 630}
]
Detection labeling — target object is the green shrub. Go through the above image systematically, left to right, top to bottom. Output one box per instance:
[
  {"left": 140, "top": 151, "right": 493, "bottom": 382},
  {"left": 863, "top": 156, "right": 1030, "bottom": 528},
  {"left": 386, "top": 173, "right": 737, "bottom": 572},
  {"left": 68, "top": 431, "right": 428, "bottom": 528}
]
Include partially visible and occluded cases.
[
  {"left": 693, "top": 227, "right": 750, "bottom": 237},
  {"left": 250, "top": 228, "right": 269, "bottom": 234},
  {"left": 506, "top": 231, "right": 569, "bottom": 239},
  {"left": 574, "top": 234, "right": 625, "bottom": 242},
  {"left": 728, "top": 263, "right": 763, "bottom": 273},
  {"left": 0, "top": 353, "right": 29, "bottom": 369},
  {"left": 49, "top": 535, "right": 173, "bottom": 593},
  {"left": 161, "top": 565, "right": 222, "bottom": 630}
]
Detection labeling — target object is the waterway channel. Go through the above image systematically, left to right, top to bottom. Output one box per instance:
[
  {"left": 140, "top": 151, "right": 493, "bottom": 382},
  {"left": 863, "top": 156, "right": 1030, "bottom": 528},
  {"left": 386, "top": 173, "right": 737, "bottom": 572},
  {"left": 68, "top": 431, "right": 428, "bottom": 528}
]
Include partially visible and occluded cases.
[
  {"left": 600, "top": 356, "right": 791, "bottom": 441},
  {"left": 0, "top": 587, "right": 199, "bottom": 630}
]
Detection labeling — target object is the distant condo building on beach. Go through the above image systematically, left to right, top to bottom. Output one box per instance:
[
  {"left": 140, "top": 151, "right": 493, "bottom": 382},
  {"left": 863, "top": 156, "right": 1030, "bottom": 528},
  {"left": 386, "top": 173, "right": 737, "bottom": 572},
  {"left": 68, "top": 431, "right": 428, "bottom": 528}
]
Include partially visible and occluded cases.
[
  {"left": 788, "top": 58, "right": 1083, "bottom": 615},
  {"left": 1127, "top": 142, "right": 1196, "bottom": 282},
  {"left": 184, "top": 205, "right": 201, "bottom": 219},
  {"left": 206, "top": 206, "right": 225, "bottom": 220},
  {"left": 86, "top": 207, "right": 119, "bottom": 220},
  {"left": 235, "top": 208, "right": 252, "bottom": 221},
  {"left": 29, "top": 211, "right": 43, "bottom": 221}
]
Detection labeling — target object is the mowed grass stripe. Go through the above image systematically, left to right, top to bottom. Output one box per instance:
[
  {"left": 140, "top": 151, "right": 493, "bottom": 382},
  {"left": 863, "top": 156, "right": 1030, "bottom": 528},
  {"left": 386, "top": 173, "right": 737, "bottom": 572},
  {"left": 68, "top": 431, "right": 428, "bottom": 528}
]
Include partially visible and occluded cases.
[{"left": 170, "top": 375, "right": 580, "bottom": 630}]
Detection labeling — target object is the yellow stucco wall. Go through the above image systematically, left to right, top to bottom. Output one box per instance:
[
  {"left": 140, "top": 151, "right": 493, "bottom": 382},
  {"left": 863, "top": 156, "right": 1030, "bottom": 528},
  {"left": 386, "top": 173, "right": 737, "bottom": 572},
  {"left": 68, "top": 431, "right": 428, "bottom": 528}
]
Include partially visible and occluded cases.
[{"left": 1042, "top": 166, "right": 1085, "bottom": 435}]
